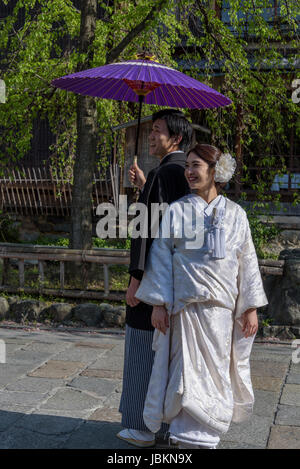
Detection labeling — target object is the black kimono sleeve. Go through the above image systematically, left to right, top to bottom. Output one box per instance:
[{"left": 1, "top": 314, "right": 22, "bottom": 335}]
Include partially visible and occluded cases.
[
  {"left": 126, "top": 157, "right": 189, "bottom": 331},
  {"left": 129, "top": 164, "right": 189, "bottom": 280}
]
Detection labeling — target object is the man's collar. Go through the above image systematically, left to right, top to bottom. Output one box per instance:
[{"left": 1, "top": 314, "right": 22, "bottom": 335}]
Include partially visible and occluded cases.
[{"left": 159, "top": 150, "right": 184, "bottom": 165}]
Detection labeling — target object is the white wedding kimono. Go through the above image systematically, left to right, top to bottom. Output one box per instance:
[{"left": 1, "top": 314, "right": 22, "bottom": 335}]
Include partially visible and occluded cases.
[{"left": 135, "top": 194, "right": 268, "bottom": 447}]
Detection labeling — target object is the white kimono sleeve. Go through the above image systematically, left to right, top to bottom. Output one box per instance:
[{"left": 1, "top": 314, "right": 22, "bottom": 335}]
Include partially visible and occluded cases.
[
  {"left": 135, "top": 207, "right": 174, "bottom": 314},
  {"left": 230, "top": 212, "right": 268, "bottom": 423},
  {"left": 234, "top": 214, "right": 268, "bottom": 319}
]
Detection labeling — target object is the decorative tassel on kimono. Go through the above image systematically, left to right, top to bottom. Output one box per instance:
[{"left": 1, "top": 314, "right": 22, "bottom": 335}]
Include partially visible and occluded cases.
[{"left": 207, "top": 207, "right": 226, "bottom": 258}]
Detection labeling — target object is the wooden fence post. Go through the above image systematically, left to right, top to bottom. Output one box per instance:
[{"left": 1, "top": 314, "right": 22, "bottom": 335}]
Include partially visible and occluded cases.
[
  {"left": 1, "top": 258, "right": 10, "bottom": 285},
  {"left": 18, "top": 259, "right": 24, "bottom": 288},
  {"left": 38, "top": 260, "right": 44, "bottom": 287},
  {"left": 60, "top": 261, "right": 65, "bottom": 290},
  {"left": 103, "top": 264, "right": 110, "bottom": 296}
]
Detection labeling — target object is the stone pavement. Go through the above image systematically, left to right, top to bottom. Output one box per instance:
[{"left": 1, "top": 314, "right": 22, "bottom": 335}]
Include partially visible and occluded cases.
[{"left": 0, "top": 325, "right": 299, "bottom": 449}]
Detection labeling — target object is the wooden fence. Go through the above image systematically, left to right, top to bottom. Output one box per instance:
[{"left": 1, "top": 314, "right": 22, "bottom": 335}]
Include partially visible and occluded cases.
[
  {"left": 1, "top": 158, "right": 299, "bottom": 216},
  {"left": 0, "top": 166, "right": 117, "bottom": 216},
  {"left": 0, "top": 242, "right": 284, "bottom": 301},
  {"left": 0, "top": 243, "right": 130, "bottom": 301}
]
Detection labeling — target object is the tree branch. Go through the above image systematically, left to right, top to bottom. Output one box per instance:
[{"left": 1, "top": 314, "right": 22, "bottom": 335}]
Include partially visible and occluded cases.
[
  {"left": 105, "top": 0, "right": 169, "bottom": 64},
  {"left": 194, "top": 1, "right": 275, "bottom": 93}
]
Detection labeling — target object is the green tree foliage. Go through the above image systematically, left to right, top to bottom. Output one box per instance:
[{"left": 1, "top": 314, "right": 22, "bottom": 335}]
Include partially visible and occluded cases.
[
  {"left": 0, "top": 0, "right": 181, "bottom": 180},
  {"left": 177, "top": 0, "right": 299, "bottom": 206}
]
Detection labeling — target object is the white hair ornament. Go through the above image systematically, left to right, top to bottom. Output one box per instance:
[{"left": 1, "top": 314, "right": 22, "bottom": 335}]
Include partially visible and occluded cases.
[{"left": 214, "top": 153, "right": 236, "bottom": 183}]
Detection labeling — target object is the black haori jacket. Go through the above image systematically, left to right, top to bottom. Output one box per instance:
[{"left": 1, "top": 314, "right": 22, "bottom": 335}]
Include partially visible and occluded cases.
[{"left": 126, "top": 151, "right": 190, "bottom": 331}]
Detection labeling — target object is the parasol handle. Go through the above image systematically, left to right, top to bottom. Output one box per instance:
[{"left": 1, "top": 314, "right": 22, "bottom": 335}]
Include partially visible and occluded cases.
[
  {"left": 134, "top": 94, "right": 144, "bottom": 162},
  {"left": 131, "top": 155, "right": 139, "bottom": 190}
]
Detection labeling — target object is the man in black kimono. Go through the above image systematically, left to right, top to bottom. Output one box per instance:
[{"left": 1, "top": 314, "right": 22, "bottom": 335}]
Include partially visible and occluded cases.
[{"left": 118, "top": 109, "right": 193, "bottom": 447}]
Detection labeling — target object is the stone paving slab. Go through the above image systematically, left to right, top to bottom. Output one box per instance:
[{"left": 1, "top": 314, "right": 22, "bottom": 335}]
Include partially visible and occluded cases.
[
  {"left": 2, "top": 338, "right": 32, "bottom": 344},
  {"left": 24, "top": 341, "right": 72, "bottom": 354},
  {"left": 5, "top": 342, "right": 32, "bottom": 354},
  {"left": 74, "top": 342, "right": 115, "bottom": 350},
  {"left": 109, "top": 343, "right": 125, "bottom": 355},
  {"left": 253, "top": 344, "right": 293, "bottom": 353},
  {"left": 50, "top": 347, "right": 108, "bottom": 363},
  {"left": 5, "top": 348, "right": 51, "bottom": 365},
  {"left": 249, "top": 352, "right": 292, "bottom": 363},
  {"left": 88, "top": 355, "right": 124, "bottom": 371},
  {"left": 28, "top": 360, "right": 86, "bottom": 379},
  {"left": 250, "top": 360, "right": 288, "bottom": 378},
  {"left": 290, "top": 363, "right": 300, "bottom": 374},
  {"left": 0, "top": 364, "right": 32, "bottom": 387},
  {"left": 80, "top": 369, "right": 123, "bottom": 379},
  {"left": 286, "top": 373, "right": 300, "bottom": 384},
  {"left": 4, "top": 376, "right": 64, "bottom": 393},
  {"left": 68, "top": 376, "right": 120, "bottom": 398},
  {"left": 251, "top": 376, "right": 283, "bottom": 392},
  {"left": 280, "top": 384, "right": 300, "bottom": 406},
  {"left": 39, "top": 387, "right": 103, "bottom": 411},
  {"left": 0, "top": 390, "right": 46, "bottom": 407},
  {"left": 101, "top": 390, "right": 122, "bottom": 409},
  {"left": 252, "top": 390, "right": 280, "bottom": 417},
  {"left": 275, "top": 404, "right": 300, "bottom": 426},
  {"left": 89, "top": 407, "right": 122, "bottom": 423},
  {"left": 0, "top": 408, "right": 32, "bottom": 432},
  {"left": 33, "top": 408, "right": 94, "bottom": 420},
  {"left": 11, "top": 411, "right": 83, "bottom": 436},
  {"left": 220, "top": 415, "right": 273, "bottom": 447},
  {"left": 62, "top": 420, "right": 128, "bottom": 449},
  {"left": 0, "top": 425, "right": 69, "bottom": 449},
  {"left": 268, "top": 425, "right": 300, "bottom": 449},
  {"left": 218, "top": 441, "right": 264, "bottom": 449}
]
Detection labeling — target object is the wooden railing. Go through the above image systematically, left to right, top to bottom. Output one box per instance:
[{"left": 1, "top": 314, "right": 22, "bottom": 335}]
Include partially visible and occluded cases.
[
  {"left": 0, "top": 243, "right": 284, "bottom": 302},
  {"left": 0, "top": 243, "right": 130, "bottom": 301},
  {"left": 258, "top": 259, "right": 284, "bottom": 276}
]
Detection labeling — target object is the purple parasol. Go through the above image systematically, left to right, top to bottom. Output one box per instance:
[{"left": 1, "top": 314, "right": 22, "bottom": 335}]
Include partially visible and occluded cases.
[
  {"left": 52, "top": 56, "right": 231, "bottom": 159},
  {"left": 52, "top": 58, "right": 231, "bottom": 109}
]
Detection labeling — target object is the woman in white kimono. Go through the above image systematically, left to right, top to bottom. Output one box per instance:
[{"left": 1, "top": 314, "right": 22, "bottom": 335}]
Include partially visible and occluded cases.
[{"left": 135, "top": 144, "right": 268, "bottom": 449}]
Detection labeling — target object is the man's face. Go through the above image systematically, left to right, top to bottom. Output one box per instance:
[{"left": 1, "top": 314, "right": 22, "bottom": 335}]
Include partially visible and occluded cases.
[{"left": 148, "top": 118, "right": 180, "bottom": 158}]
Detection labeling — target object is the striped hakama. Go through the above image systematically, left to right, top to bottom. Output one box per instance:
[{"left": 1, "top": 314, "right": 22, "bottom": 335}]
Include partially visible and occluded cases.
[{"left": 119, "top": 325, "right": 169, "bottom": 434}]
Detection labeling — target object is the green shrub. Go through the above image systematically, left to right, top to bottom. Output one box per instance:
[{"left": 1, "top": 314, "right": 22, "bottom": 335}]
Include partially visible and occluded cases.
[
  {"left": 245, "top": 209, "right": 281, "bottom": 259},
  {"left": 33, "top": 235, "right": 131, "bottom": 250},
  {"left": 34, "top": 236, "right": 69, "bottom": 247},
  {"left": 92, "top": 237, "right": 131, "bottom": 250}
]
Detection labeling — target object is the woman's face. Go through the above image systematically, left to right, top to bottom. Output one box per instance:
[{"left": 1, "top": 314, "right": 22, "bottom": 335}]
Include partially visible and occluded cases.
[{"left": 185, "top": 152, "right": 215, "bottom": 193}]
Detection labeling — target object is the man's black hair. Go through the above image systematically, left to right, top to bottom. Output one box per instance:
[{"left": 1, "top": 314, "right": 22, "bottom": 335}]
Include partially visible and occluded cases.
[{"left": 152, "top": 109, "right": 193, "bottom": 152}]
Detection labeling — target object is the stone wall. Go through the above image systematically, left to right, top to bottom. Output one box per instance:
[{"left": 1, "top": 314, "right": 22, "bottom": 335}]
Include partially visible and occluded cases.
[
  {"left": 10, "top": 215, "right": 70, "bottom": 243},
  {"left": 258, "top": 215, "right": 300, "bottom": 258},
  {"left": 260, "top": 248, "right": 300, "bottom": 339},
  {"left": 265, "top": 249, "right": 300, "bottom": 324},
  {"left": 0, "top": 297, "right": 126, "bottom": 328}
]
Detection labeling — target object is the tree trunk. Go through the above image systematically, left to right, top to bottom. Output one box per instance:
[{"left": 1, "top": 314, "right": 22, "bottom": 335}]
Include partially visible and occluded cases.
[
  {"left": 70, "top": 0, "right": 97, "bottom": 250},
  {"left": 70, "top": 0, "right": 169, "bottom": 249},
  {"left": 71, "top": 95, "right": 97, "bottom": 249}
]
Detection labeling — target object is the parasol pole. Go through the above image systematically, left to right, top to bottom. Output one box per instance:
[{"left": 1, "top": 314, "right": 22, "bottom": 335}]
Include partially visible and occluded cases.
[
  {"left": 126, "top": 53, "right": 160, "bottom": 166},
  {"left": 133, "top": 94, "right": 144, "bottom": 165}
]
